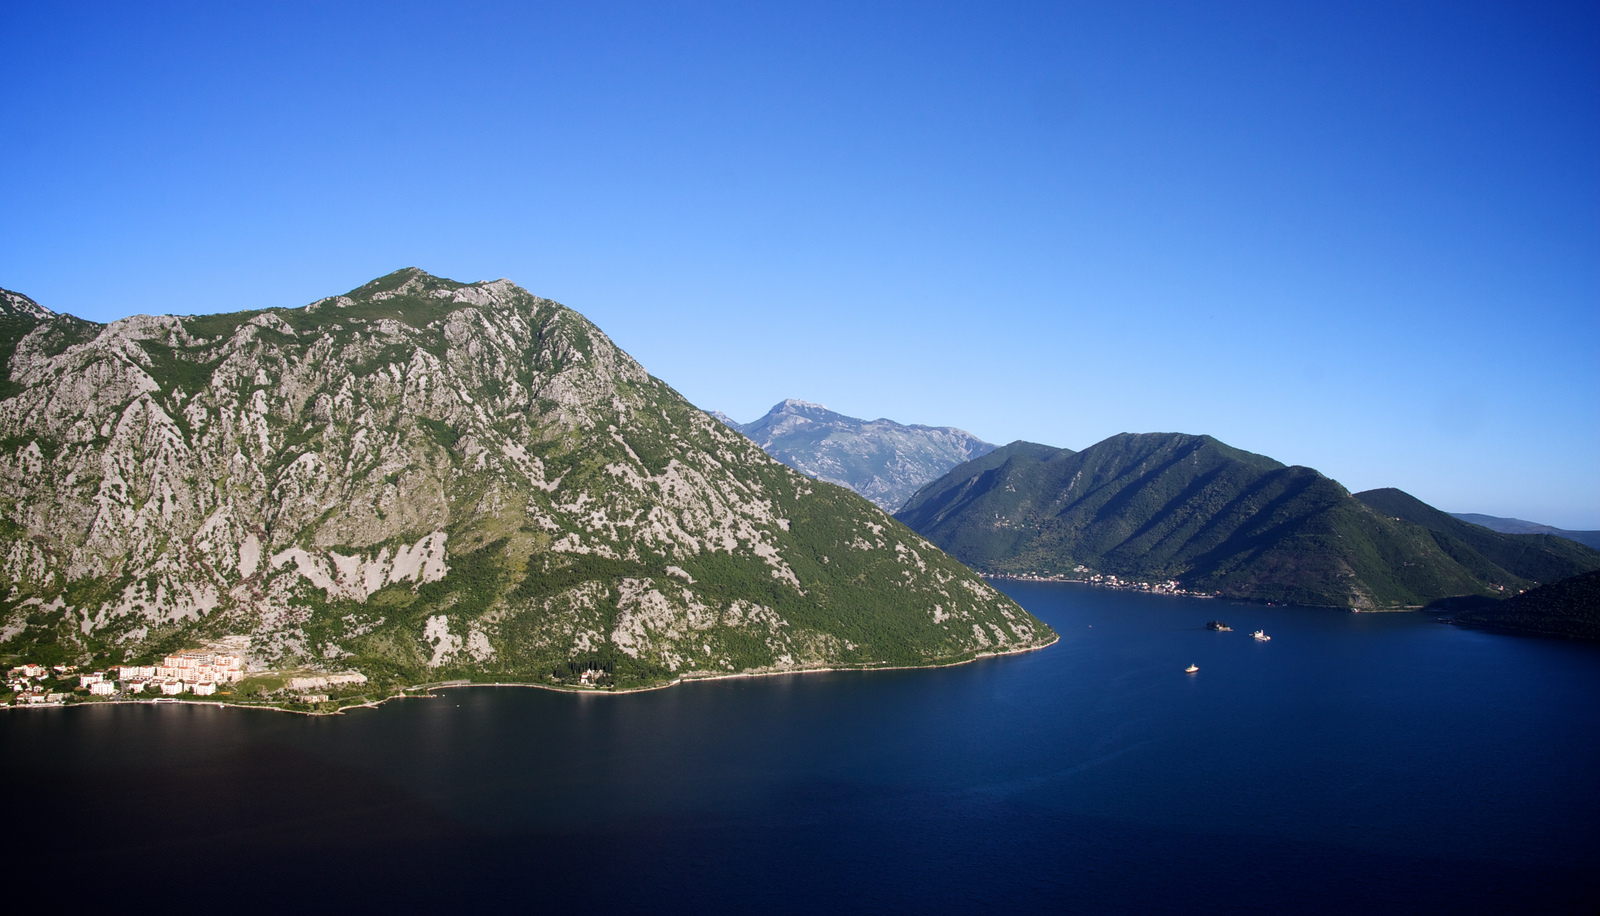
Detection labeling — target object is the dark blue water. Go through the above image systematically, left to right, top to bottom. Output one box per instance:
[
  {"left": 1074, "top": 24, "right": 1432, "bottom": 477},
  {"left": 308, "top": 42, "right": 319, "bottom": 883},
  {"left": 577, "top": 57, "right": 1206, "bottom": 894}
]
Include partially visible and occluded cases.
[{"left": 4, "top": 583, "right": 1597, "bottom": 913}]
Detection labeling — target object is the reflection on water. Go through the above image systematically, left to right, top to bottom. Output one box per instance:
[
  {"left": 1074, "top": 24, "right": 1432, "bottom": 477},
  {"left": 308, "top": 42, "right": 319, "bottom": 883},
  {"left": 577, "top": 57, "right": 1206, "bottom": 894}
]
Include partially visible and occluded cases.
[{"left": 4, "top": 584, "right": 1597, "bottom": 914}]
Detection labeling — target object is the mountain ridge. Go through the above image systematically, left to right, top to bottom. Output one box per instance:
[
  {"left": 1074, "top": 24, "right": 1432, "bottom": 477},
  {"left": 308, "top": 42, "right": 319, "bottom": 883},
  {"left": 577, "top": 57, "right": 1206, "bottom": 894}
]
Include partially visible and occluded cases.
[
  {"left": 0, "top": 270, "right": 1052, "bottom": 701},
  {"left": 721, "top": 399, "right": 995, "bottom": 511},
  {"left": 897, "top": 433, "right": 1600, "bottom": 609},
  {"left": 1449, "top": 513, "right": 1600, "bottom": 551}
]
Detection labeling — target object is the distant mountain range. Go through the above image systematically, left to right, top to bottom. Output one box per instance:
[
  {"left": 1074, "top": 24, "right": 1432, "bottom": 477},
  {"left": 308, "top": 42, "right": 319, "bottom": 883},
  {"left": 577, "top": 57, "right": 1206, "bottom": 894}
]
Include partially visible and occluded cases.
[
  {"left": 715, "top": 399, "right": 995, "bottom": 511},
  {"left": 895, "top": 433, "right": 1600, "bottom": 610},
  {"left": 1449, "top": 513, "right": 1600, "bottom": 551}
]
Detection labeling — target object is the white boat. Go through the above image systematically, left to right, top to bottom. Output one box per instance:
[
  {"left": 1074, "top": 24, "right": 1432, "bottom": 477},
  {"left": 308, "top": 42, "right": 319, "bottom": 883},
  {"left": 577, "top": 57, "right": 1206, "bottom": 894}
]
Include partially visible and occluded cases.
[
  {"left": 1251, "top": 630, "right": 1271, "bottom": 641},
  {"left": 1184, "top": 664, "right": 1199, "bottom": 673}
]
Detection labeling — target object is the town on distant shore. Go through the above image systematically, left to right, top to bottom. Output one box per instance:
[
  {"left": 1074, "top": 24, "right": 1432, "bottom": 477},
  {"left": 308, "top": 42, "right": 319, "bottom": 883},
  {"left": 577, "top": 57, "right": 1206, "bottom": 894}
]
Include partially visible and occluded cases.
[{"left": 988, "top": 571, "right": 1201, "bottom": 598}]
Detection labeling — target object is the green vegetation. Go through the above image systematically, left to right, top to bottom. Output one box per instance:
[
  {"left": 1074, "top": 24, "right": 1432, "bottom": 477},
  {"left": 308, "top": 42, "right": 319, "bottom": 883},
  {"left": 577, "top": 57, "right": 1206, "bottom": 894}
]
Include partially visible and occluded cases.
[
  {"left": 0, "top": 270, "right": 1056, "bottom": 704},
  {"left": 896, "top": 434, "right": 1600, "bottom": 609},
  {"left": 1352, "top": 488, "right": 1600, "bottom": 587},
  {"left": 1450, "top": 570, "right": 1600, "bottom": 640}
]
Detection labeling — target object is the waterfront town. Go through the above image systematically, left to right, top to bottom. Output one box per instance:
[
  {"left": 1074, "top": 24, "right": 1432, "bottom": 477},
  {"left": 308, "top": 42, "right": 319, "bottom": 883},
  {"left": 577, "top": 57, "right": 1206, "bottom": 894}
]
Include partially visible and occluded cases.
[
  {"left": 990, "top": 569, "right": 1213, "bottom": 598},
  {"left": 4, "top": 648, "right": 372, "bottom": 708},
  {"left": 5, "top": 651, "right": 246, "bottom": 705}
]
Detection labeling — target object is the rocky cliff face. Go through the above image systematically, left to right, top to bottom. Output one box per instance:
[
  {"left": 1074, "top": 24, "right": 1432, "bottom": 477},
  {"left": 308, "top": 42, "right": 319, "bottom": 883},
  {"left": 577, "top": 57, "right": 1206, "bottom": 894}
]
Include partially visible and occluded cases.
[
  {"left": 0, "top": 270, "right": 1051, "bottom": 688},
  {"left": 725, "top": 399, "right": 995, "bottom": 512}
]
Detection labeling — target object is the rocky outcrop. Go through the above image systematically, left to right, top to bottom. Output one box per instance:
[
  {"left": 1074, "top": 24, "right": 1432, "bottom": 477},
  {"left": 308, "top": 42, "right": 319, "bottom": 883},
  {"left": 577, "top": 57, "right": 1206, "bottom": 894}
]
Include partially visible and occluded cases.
[
  {"left": 0, "top": 270, "right": 1051, "bottom": 688},
  {"left": 725, "top": 399, "right": 995, "bottom": 512}
]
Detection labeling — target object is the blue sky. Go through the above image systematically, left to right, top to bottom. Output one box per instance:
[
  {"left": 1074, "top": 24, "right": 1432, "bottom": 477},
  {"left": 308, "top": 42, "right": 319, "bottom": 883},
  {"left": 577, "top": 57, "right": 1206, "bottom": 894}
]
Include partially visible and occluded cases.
[{"left": 2, "top": 1, "right": 1597, "bottom": 526}]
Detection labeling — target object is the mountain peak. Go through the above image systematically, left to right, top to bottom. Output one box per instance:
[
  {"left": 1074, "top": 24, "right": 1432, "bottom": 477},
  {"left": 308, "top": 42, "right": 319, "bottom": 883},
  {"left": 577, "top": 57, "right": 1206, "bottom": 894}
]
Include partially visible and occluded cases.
[
  {"left": 344, "top": 267, "right": 471, "bottom": 301},
  {"left": 0, "top": 271, "right": 1048, "bottom": 692},
  {"left": 0, "top": 287, "right": 56, "bottom": 321},
  {"left": 775, "top": 398, "right": 830, "bottom": 414},
  {"left": 727, "top": 401, "right": 995, "bottom": 511}
]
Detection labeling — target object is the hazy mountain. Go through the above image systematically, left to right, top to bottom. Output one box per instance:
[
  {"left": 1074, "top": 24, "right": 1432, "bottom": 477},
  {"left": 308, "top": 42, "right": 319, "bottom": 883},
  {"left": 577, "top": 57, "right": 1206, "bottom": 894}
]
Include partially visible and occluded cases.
[
  {"left": 0, "top": 270, "right": 1051, "bottom": 690},
  {"left": 722, "top": 399, "right": 995, "bottom": 511},
  {"left": 896, "top": 433, "right": 1600, "bottom": 609},
  {"left": 1450, "top": 513, "right": 1600, "bottom": 551},
  {"left": 1449, "top": 570, "right": 1600, "bottom": 640}
]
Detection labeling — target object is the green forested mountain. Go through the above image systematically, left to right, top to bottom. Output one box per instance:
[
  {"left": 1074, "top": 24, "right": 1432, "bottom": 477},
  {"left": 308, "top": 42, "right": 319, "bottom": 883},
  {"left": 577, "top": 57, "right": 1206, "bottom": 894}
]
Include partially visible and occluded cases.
[
  {"left": 0, "top": 270, "right": 1051, "bottom": 692},
  {"left": 720, "top": 399, "right": 995, "bottom": 511},
  {"left": 896, "top": 433, "right": 1600, "bottom": 609},
  {"left": 1353, "top": 489, "right": 1600, "bottom": 588},
  {"left": 1451, "top": 570, "right": 1600, "bottom": 640}
]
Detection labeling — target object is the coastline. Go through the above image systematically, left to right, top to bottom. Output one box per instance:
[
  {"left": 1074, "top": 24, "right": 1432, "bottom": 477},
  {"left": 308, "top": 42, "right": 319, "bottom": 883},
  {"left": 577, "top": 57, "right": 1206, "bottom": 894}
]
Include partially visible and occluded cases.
[
  {"left": 987, "top": 574, "right": 1429, "bottom": 613},
  {"left": 3, "top": 633, "right": 1061, "bottom": 716}
]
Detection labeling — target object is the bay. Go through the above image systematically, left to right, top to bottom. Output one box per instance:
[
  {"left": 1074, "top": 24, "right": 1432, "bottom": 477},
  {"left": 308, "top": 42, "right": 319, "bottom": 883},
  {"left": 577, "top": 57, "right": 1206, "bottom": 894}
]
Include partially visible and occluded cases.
[{"left": 4, "top": 582, "right": 1597, "bottom": 913}]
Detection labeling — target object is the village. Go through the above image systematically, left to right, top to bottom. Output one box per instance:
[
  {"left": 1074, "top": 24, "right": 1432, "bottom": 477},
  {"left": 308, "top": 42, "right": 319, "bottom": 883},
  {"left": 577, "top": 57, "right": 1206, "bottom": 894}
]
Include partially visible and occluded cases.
[
  {"left": 991, "top": 570, "right": 1215, "bottom": 598},
  {"left": 4, "top": 651, "right": 370, "bottom": 707},
  {"left": 5, "top": 651, "right": 247, "bottom": 706}
]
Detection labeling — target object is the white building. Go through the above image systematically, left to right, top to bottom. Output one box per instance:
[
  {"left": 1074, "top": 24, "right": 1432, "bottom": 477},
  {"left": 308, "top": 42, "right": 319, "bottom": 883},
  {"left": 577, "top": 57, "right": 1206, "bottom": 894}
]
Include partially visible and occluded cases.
[
  {"left": 158, "top": 652, "right": 245, "bottom": 684},
  {"left": 89, "top": 681, "right": 116, "bottom": 696},
  {"left": 192, "top": 682, "right": 217, "bottom": 696}
]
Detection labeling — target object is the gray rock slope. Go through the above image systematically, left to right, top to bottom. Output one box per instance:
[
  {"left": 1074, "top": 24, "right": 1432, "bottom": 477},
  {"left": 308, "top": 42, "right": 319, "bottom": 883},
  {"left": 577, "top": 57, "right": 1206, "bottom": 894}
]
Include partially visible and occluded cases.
[
  {"left": 0, "top": 270, "right": 1051, "bottom": 689},
  {"left": 721, "top": 399, "right": 995, "bottom": 512}
]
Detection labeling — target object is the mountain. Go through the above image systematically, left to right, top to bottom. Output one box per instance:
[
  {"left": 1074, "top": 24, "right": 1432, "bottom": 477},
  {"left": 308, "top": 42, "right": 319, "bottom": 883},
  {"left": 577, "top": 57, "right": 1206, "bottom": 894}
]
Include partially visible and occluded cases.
[
  {"left": 0, "top": 270, "right": 1052, "bottom": 694},
  {"left": 721, "top": 399, "right": 995, "bottom": 511},
  {"left": 895, "top": 433, "right": 1600, "bottom": 609},
  {"left": 1352, "top": 489, "right": 1600, "bottom": 588},
  {"left": 1449, "top": 513, "right": 1600, "bottom": 552},
  {"left": 1449, "top": 570, "right": 1600, "bottom": 640}
]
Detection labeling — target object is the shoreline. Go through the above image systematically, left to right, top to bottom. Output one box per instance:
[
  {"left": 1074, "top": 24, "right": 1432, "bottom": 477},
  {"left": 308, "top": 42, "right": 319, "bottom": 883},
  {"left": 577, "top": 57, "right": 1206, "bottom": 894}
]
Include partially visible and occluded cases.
[
  {"left": 987, "top": 574, "right": 1428, "bottom": 613},
  {"left": 3, "top": 633, "right": 1061, "bottom": 716}
]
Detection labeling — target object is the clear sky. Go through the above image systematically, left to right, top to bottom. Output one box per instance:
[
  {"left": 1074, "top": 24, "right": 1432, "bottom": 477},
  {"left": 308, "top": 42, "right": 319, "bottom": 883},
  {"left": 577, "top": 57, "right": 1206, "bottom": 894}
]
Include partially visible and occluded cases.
[{"left": 2, "top": 1, "right": 1597, "bottom": 526}]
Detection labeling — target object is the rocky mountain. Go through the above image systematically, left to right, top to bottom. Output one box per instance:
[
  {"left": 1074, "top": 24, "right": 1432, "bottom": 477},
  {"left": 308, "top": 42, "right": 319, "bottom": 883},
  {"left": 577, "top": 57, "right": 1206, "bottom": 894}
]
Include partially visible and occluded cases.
[
  {"left": 0, "top": 270, "right": 1051, "bottom": 692},
  {"left": 720, "top": 399, "right": 995, "bottom": 511},
  {"left": 895, "top": 433, "right": 1600, "bottom": 609},
  {"left": 1449, "top": 513, "right": 1600, "bottom": 551}
]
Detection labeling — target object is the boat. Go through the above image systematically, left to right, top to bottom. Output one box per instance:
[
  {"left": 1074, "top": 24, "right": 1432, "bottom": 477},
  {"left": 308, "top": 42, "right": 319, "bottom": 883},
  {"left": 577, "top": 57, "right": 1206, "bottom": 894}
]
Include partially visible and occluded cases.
[
  {"left": 1206, "top": 620, "right": 1232, "bottom": 631},
  {"left": 1251, "top": 630, "right": 1271, "bottom": 641},
  {"left": 1184, "top": 664, "right": 1199, "bottom": 673}
]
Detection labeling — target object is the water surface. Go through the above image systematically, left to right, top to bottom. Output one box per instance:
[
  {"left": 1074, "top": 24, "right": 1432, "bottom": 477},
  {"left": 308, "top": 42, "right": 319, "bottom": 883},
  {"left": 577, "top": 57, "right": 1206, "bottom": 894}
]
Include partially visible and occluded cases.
[{"left": 5, "top": 583, "right": 1596, "bottom": 913}]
